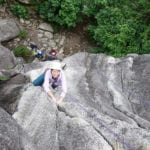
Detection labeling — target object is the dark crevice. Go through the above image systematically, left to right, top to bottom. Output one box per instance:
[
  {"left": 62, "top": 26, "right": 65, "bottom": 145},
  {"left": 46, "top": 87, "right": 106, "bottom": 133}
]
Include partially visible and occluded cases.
[
  {"left": 120, "top": 65, "right": 124, "bottom": 92},
  {"left": 57, "top": 105, "right": 114, "bottom": 150},
  {"left": 57, "top": 105, "right": 74, "bottom": 119},
  {"left": 113, "top": 105, "right": 150, "bottom": 130},
  {"left": 55, "top": 110, "right": 60, "bottom": 150},
  {"left": 92, "top": 126, "right": 115, "bottom": 150}
]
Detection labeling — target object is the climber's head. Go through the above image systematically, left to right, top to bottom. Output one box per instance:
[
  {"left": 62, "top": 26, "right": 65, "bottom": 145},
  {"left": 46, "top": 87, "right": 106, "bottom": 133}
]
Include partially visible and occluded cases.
[
  {"left": 50, "top": 61, "right": 62, "bottom": 78},
  {"left": 51, "top": 69, "right": 60, "bottom": 78}
]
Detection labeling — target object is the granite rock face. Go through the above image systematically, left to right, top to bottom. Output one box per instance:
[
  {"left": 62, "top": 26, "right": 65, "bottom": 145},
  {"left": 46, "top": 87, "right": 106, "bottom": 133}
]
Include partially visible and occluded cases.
[
  {"left": 2, "top": 14, "right": 149, "bottom": 150},
  {"left": 0, "top": 19, "right": 20, "bottom": 42},
  {"left": 0, "top": 19, "right": 19, "bottom": 70},
  {"left": 0, "top": 44, "right": 16, "bottom": 70},
  {"left": 11, "top": 53, "right": 150, "bottom": 150},
  {"left": 0, "top": 73, "right": 28, "bottom": 114},
  {"left": 13, "top": 85, "right": 59, "bottom": 150},
  {"left": 0, "top": 107, "right": 36, "bottom": 150},
  {"left": 0, "top": 107, "right": 22, "bottom": 150}
]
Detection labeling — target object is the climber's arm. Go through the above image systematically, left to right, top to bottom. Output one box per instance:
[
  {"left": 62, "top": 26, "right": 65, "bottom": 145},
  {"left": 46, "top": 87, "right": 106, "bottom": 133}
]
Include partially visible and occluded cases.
[
  {"left": 43, "top": 70, "right": 57, "bottom": 103},
  {"left": 57, "top": 72, "right": 67, "bottom": 105}
]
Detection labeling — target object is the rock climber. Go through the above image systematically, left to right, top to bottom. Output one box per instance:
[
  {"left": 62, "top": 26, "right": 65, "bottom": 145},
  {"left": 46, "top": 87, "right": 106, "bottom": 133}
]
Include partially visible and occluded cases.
[{"left": 33, "top": 61, "right": 67, "bottom": 105}]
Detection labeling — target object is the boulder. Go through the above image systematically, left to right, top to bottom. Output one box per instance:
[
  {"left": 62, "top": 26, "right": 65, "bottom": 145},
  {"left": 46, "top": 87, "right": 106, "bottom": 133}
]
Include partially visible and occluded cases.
[
  {"left": 17, "top": 0, "right": 31, "bottom": 4},
  {"left": 0, "top": 19, "right": 20, "bottom": 42},
  {"left": 38, "top": 23, "right": 54, "bottom": 33},
  {"left": 0, "top": 44, "right": 16, "bottom": 70},
  {"left": 11, "top": 52, "right": 150, "bottom": 150},
  {"left": 63, "top": 53, "right": 150, "bottom": 123},
  {"left": 0, "top": 73, "right": 28, "bottom": 114},
  {"left": 13, "top": 84, "right": 59, "bottom": 150},
  {"left": 58, "top": 102, "right": 150, "bottom": 150},
  {"left": 0, "top": 107, "right": 37, "bottom": 150},
  {"left": 0, "top": 107, "right": 22, "bottom": 150},
  {"left": 58, "top": 112, "right": 112, "bottom": 150}
]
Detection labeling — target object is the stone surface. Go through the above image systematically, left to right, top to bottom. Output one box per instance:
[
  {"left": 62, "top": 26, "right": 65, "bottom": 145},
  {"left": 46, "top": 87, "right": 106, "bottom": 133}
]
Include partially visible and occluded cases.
[
  {"left": 17, "top": 0, "right": 30, "bottom": 4},
  {"left": 0, "top": 18, "right": 65, "bottom": 58},
  {"left": 0, "top": 19, "right": 20, "bottom": 42},
  {"left": 38, "top": 23, "right": 54, "bottom": 33},
  {"left": 44, "top": 31, "right": 53, "bottom": 39},
  {"left": 38, "top": 33, "right": 43, "bottom": 38},
  {"left": 59, "top": 35, "right": 66, "bottom": 46},
  {"left": 0, "top": 44, "right": 16, "bottom": 70},
  {"left": 11, "top": 53, "right": 150, "bottom": 150},
  {"left": 63, "top": 53, "right": 150, "bottom": 123},
  {"left": 0, "top": 72, "right": 28, "bottom": 114},
  {"left": 13, "top": 84, "right": 59, "bottom": 150},
  {"left": 58, "top": 102, "right": 150, "bottom": 150},
  {"left": 0, "top": 107, "right": 22, "bottom": 150},
  {"left": 0, "top": 107, "right": 37, "bottom": 150},
  {"left": 58, "top": 112, "right": 112, "bottom": 150}
]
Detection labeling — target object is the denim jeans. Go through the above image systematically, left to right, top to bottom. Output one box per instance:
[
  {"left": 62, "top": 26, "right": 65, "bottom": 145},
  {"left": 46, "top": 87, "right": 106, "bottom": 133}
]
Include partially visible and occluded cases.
[
  {"left": 32, "top": 72, "right": 45, "bottom": 86},
  {"left": 32, "top": 72, "right": 59, "bottom": 89}
]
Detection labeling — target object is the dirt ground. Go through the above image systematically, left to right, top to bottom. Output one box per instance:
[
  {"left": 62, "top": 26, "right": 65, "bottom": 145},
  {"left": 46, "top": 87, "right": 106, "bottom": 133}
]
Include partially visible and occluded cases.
[
  {"left": 0, "top": 3, "right": 95, "bottom": 57},
  {"left": 63, "top": 32, "right": 93, "bottom": 56}
]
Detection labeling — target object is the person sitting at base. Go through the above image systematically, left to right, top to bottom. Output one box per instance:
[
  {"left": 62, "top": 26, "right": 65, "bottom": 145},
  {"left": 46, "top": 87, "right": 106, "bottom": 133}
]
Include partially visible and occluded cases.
[
  {"left": 45, "top": 49, "right": 58, "bottom": 61},
  {"left": 43, "top": 61, "right": 67, "bottom": 105}
]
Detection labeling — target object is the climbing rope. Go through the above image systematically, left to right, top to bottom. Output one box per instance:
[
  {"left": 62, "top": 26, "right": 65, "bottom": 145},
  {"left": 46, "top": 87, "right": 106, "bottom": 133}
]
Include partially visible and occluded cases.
[{"left": 67, "top": 94, "right": 136, "bottom": 150}]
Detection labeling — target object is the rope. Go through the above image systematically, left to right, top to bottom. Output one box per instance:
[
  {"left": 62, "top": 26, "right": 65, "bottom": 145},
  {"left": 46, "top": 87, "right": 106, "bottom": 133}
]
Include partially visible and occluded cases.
[{"left": 67, "top": 94, "right": 136, "bottom": 150}]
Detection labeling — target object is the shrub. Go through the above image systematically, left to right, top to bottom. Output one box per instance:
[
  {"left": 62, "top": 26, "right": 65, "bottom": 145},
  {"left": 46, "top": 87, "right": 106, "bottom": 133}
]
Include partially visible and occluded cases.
[
  {"left": 0, "top": 0, "right": 6, "bottom": 4},
  {"left": 32, "top": 0, "right": 150, "bottom": 57},
  {"left": 34, "top": 0, "right": 82, "bottom": 28},
  {"left": 83, "top": 0, "right": 150, "bottom": 57},
  {"left": 11, "top": 3, "right": 29, "bottom": 19},
  {"left": 19, "top": 30, "right": 28, "bottom": 39},
  {"left": 13, "top": 45, "right": 32, "bottom": 60},
  {"left": 0, "top": 76, "right": 9, "bottom": 81}
]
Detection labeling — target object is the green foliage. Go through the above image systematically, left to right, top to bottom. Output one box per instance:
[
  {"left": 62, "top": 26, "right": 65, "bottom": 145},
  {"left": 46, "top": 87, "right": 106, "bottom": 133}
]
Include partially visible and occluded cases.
[
  {"left": 0, "top": 0, "right": 6, "bottom": 4},
  {"left": 29, "top": 0, "right": 150, "bottom": 57},
  {"left": 32, "top": 0, "right": 150, "bottom": 57},
  {"left": 33, "top": 0, "right": 82, "bottom": 28},
  {"left": 82, "top": 0, "right": 150, "bottom": 57},
  {"left": 11, "top": 3, "right": 29, "bottom": 19},
  {"left": 19, "top": 30, "right": 28, "bottom": 39},
  {"left": 13, "top": 45, "right": 32, "bottom": 60},
  {"left": 88, "top": 47, "right": 105, "bottom": 53},
  {"left": 4, "top": 65, "right": 16, "bottom": 70},
  {"left": 0, "top": 76, "right": 9, "bottom": 81}
]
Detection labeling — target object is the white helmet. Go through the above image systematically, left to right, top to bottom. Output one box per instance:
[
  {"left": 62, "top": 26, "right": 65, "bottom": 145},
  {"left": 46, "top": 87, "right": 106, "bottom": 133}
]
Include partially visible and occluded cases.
[{"left": 50, "top": 61, "right": 62, "bottom": 70}]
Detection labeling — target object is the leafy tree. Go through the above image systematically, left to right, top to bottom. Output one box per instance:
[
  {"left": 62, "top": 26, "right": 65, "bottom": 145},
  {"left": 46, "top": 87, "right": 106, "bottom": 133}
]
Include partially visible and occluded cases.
[
  {"left": 0, "top": 0, "right": 6, "bottom": 4},
  {"left": 31, "top": 0, "right": 150, "bottom": 57},
  {"left": 33, "top": 0, "right": 82, "bottom": 28},
  {"left": 82, "top": 0, "right": 150, "bottom": 56},
  {"left": 11, "top": 2, "right": 29, "bottom": 19}
]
